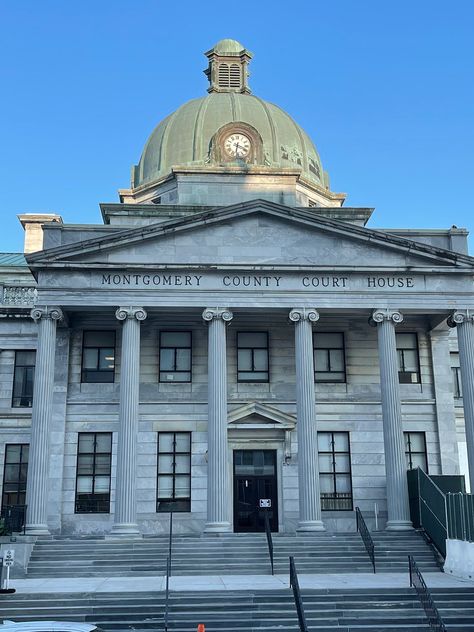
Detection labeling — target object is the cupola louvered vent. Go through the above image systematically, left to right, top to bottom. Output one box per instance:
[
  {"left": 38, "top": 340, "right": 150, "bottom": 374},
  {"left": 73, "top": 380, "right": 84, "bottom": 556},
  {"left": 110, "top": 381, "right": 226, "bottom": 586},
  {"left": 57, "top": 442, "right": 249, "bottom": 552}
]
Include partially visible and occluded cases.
[
  {"left": 218, "top": 64, "right": 230, "bottom": 88},
  {"left": 230, "top": 64, "right": 241, "bottom": 87}
]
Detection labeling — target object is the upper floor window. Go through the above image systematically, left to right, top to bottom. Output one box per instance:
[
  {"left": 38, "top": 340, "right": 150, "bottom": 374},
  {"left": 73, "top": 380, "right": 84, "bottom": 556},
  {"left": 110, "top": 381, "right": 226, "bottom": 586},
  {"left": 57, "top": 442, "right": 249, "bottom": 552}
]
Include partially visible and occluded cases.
[
  {"left": 81, "top": 331, "right": 115, "bottom": 383},
  {"left": 159, "top": 332, "right": 192, "bottom": 382},
  {"left": 237, "top": 332, "right": 269, "bottom": 382},
  {"left": 314, "top": 333, "right": 346, "bottom": 383},
  {"left": 396, "top": 333, "right": 420, "bottom": 384},
  {"left": 12, "top": 350, "right": 36, "bottom": 407},
  {"left": 451, "top": 353, "right": 462, "bottom": 398},
  {"left": 318, "top": 431, "right": 353, "bottom": 511},
  {"left": 404, "top": 431, "right": 428, "bottom": 472},
  {"left": 75, "top": 432, "right": 112, "bottom": 513},
  {"left": 157, "top": 432, "right": 191, "bottom": 512},
  {"left": 2, "top": 444, "right": 28, "bottom": 507}
]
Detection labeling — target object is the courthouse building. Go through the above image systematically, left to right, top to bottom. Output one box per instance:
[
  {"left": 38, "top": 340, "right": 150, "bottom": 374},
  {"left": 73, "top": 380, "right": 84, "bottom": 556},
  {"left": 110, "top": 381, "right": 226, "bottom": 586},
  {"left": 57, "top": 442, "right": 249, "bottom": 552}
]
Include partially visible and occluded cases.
[{"left": 0, "top": 39, "right": 473, "bottom": 536}]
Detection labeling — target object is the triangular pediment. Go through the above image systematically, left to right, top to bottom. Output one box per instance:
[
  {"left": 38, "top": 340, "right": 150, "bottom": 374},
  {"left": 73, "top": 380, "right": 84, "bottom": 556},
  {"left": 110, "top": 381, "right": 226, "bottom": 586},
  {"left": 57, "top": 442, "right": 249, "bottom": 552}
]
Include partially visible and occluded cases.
[
  {"left": 27, "top": 200, "right": 474, "bottom": 270},
  {"left": 228, "top": 402, "right": 296, "bottom": 430}
]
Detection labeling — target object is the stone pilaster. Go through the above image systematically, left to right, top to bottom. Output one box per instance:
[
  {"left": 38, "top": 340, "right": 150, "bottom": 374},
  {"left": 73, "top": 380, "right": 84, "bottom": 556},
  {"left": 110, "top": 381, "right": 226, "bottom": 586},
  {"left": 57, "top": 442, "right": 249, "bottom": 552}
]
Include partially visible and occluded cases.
[
  {"left": 25, "top": 306, "right": 64, "bottom": 535},
  {"left": 110, "top": 306, "right": 147, "bottom": 536},
  {"left": 202, "top": 307, "right": 233, "bottom": 532},
  {"left": 289, "top": 308, "right": 325, "bottom": 531},
  {"left": 371, "top": 308, "right": 412, "bottom": 530},
  {"left": 448, "top": 310, "right": 474, "bottom": 491}
]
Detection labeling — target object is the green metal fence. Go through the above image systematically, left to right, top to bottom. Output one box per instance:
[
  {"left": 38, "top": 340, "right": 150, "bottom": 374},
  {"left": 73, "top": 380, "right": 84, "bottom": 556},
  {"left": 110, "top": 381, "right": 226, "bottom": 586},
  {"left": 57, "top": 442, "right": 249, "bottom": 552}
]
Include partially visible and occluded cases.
[{"left": 447, "top": 493, "right": 474, "bottom": 542}]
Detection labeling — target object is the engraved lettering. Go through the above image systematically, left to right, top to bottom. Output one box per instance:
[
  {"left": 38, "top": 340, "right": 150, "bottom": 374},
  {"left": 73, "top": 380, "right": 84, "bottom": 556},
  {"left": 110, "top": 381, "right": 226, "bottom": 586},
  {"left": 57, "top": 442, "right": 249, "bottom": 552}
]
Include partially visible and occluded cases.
[
  {"left": 102, "top": 274, "right": 111, "bottom": 285},
  {"left": 143, "top": 275, "right": 150, "bottom": 285}
]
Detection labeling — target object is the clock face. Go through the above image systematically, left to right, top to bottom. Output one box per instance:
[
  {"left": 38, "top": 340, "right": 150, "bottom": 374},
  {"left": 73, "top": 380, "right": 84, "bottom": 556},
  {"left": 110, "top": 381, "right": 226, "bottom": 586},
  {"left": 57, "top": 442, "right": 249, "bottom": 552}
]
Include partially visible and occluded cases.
[{"left": 224, "top": 133, "right": 251, "bottom": 158}]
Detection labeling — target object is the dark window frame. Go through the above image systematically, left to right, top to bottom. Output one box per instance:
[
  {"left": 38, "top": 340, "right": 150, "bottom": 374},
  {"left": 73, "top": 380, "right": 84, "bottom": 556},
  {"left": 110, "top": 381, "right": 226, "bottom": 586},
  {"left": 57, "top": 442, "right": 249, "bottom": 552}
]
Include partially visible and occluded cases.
[
  {"left": 81, "top": 330, "right": 116, "bottom": 384},
  {"left": 159, "top": 331, "right": 192, "bottom": 383},
  {"left": 236, "top": 331, "right": 270, "bottom": 383},
  {"left": 313, "top": 332, "right": 346, "bottom": 383},
  {"left": 396, "top": 332, "right": 421, "bottom": 384},
  {"left": 12, "top": 350, "right": 36, "bottom": 408},
  {"left": 451, "top": 353, "right": 462, "bottom": 398},
  {"left": 157, "top": 431, "right": 191, "bottom": 513},
  {"left": 318, "top": 431, "right": 353, "bottom": 511},
  {"left": 404, "top": 431, "right": 428, "bottom": 473},
  {"left": 75, "top": 432, "right": 112, "bottom": 514},
  {"left": 2, "top": 443, "right": 28, "bottom": 507}
]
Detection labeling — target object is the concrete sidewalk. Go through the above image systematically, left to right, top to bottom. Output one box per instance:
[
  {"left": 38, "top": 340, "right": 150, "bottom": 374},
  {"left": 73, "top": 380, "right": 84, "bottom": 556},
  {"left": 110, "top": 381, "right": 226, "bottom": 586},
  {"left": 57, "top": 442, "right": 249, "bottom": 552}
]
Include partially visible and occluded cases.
[{"left": 5, "top": 572, "right": 473, "bottom": 594}]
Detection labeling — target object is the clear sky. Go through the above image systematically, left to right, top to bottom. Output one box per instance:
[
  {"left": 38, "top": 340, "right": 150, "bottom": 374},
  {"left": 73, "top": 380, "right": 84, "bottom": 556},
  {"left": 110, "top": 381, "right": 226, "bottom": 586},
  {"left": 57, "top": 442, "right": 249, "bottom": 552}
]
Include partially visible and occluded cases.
[{"left": 1, "top": 0, "right": 473, "bottom": 252}]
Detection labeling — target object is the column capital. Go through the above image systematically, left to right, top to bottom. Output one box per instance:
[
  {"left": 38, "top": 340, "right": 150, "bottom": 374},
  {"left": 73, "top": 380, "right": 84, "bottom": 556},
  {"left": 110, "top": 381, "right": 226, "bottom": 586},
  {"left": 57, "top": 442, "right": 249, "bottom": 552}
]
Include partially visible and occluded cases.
[
  {"left": 31, "top": 306, "right": 64, "bottom": 323},
  {"left": 115, "top": 306, "right": 147, "bottom": 322},
  {"left": 202, "top": 307, "right": 233, "bottom": 323},
  {"left": 289, "top": 308, "right": 319, "bottom": 323},
  {"left": 370, "top": 308, "right": 403, "bottom": 326},
  {"left": 447, "top": 310, "right": 474, "bottom": 328}
]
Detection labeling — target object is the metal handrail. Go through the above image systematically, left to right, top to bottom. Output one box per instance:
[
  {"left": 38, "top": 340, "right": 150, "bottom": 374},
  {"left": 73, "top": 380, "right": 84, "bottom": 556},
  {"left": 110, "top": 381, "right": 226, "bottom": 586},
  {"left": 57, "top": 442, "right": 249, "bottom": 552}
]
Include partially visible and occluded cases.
[
  {"left": 355, "top": 507, "right": 375, "bottom": 573},
  {"left": 264, "top": 510, "right": 274, "bottom": 575},
  {"left": 168, "top": 512, "right": 173, "bottom": 577},
  {"left": 163, "top": 555, "right": 171, "bottom": 632},
  {"left": 408, "top": 555, "right": 447, "bottom": 632},
  {"left": 289, "top": 556, "right": 309, "bottom": 632}
]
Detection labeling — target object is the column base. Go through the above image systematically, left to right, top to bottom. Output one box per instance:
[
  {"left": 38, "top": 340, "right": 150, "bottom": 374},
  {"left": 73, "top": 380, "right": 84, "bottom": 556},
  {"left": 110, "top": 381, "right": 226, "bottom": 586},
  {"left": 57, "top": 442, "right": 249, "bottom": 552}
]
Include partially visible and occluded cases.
[
  {"left": 385, "top": 519, "right": 413, "bottom": 531},
  {"left": 297, "top": 520, "right": 326, "bottom": 532},
  {"left": 204, "top": 521, "right": 232, "bottom": 533},
  {"left": 109, "top": 523, "right": 142, "bottom": 538},
  {"left": 25, "top": 524, "right": 50, "bottom": 536}
]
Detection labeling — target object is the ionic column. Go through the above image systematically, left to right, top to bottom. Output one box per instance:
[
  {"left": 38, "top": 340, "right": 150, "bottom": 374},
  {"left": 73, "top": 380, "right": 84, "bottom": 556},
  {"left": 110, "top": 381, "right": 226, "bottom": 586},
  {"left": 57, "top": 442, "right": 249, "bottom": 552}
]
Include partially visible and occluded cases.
[
  {"left": 25, "top": 306, "right": 64, "bottom": 535},
  {"left": 110, "top": 306, "right": 147, "bottom": 536},
  {"left": 202, "top": 307, "right": 233, "bottom": 532},
  {"left": 289, "top": 308, "right": 325, "bottom": 531},
  {"left": 371, "top": 309, "right": 412, "bottom": 530},
  {"left": 448, "top": 310, "right": 474, "bottom": 491}
]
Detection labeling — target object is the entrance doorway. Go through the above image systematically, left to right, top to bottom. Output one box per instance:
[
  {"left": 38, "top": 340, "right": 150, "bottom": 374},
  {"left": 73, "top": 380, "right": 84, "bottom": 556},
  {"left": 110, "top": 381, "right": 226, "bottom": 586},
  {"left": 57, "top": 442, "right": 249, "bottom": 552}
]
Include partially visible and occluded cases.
[{"left": 233, "top": 450, "right": 278, "bottom": 532}]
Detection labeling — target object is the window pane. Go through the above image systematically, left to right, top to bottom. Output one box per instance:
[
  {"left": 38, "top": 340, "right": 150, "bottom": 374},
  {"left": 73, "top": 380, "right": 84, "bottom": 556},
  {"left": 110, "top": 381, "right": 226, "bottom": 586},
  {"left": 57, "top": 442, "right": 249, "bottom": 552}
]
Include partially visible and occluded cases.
[
  {"left": 84, "top": 331, "right": 115, "bottom": 347},
  {"left": 161, "top": 332, "right": 191, "bottom": 347},
  {"left": 238, "top": 332, "right": 267, "bottom": 347},
  {"left": 315, "top": 333, "right": 343, "bottom": 348},
  {"left": 397, "top": 333, "right": 417, "bottom": 349},
  {"left": 83, "top": 348, "right": 98, "bottom": 370},
  {"left": 99, "top": 348, "right": 115, "bottom": 370},
  {"left": 160, "top": 348, "right": 175, "bottom": 371},
  {"left": 175, "top": 348, "right": 191, "bottom": 371},
  {"left": 237, "top": 349, "right": 252, "bottom": 371},
  {"left": 253, "top": 349, "right": 268, "bottom": 371},
  {"left": 314, "top": 349, "right": 329, "bottom": 372},
  {"left": 329, "top": 349, "right": 344, "bottom": 372},
  {"left": 402, "top": 349, "right": 418, "bottom": 372},
  {"left": 16, "top": 351, "right": 36, "bottom": 365},
  {"left": 451, "top": 353, "right": 460, "bottom": 368},
  {"left": 238, "top": 371, "right": 268, "bottom": 381},
  {"left": 318, "top": 432, "right": 332, "bottom": 452},
  {"left": 95, "top": 433, "right": 112, "bottom": 453},
  {"left": 159, "top": 433, "right": 174, "bottom": 453},
  {"left": 175, "top": 433, "right": 190, "bottom": 452},
  {"left": 333, "top": 433, "right": 349, "bottom": 451},
  {"left": 408, "top": 433, "right": 425, "bottom": 452},
  {"left": 78, "top": 434, "right": 95, "bottom": 453},
  {"left": 5, "top": 445, "right": 21, "bottom": 463},
  {"left": 158, "top": 454, "right": 174, "bottom": 474},
  {"left": 318, "top": 454, "right": 332, "bottom": 471},
  {"left": 334, "top": 454, "right": 350, "bottom": 473},
  {"left": 411, "top": 454, "right": 428, "bottom": 471},
  {"left": 77, "top": 455, "right": 94, "bottom": 475},
  {"left": 95, "top": 455, "right": 111, "bottom": 475},
  {"left": 175, "top": 455, "right": 190, "bottom": 474},
  {"left": 320, "top": 474, "right": 334, "bottom": 493},
  {"left": 336, "top": 474, "right": 352, "bottom": 493},
  {"left": 175, "top": 475, "right": 191, "bottom": 498},
  {"left": 94, "top": 476, "right": 110, "bottom": 493},
  {"left": 158, "top": 476, "right": 173, "bottom": 497},
  {"left": 77, "top": 477, "right": 93, "bottom": 493}
]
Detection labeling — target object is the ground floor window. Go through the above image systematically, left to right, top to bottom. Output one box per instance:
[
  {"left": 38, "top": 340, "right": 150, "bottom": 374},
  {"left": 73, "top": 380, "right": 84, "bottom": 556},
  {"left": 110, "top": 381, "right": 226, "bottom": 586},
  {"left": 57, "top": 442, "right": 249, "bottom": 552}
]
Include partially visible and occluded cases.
[
  {"left": 318, "top": 431, "right": 353, "bottom": 510},
  {"left": 404, "top": 431, "right": 428, "bottom": 472},
  {"left": 157, "top": 432, "right": 191, "bottom": 512},
  {"left": 75, "top": 433, "right": 112, "bottom": 513},
  {"left": 2, "top": 444, "right": 28, "bottom": 507}
]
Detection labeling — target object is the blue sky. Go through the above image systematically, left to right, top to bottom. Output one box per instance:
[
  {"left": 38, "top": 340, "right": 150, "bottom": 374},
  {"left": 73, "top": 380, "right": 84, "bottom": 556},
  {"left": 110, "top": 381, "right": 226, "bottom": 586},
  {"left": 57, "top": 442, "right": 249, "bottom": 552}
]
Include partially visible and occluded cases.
[{"left": 1, "top": 1, "right": 473, "bottom": 252}]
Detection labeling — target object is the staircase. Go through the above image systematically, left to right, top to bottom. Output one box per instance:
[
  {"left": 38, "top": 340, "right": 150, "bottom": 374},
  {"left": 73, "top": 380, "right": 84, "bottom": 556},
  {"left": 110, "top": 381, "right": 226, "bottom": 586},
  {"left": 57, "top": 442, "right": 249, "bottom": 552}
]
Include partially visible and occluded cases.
[
  {"left": 25, "top": 530, "right": 439, "bottom": 577},
  {"left": 2, "top": 587, "right": 474, "bottom": 631}
]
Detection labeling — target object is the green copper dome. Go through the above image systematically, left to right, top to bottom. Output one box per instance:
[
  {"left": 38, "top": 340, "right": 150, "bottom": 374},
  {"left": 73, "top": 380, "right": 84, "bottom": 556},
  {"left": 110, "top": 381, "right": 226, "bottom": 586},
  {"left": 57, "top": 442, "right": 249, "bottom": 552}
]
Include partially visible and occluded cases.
[{"left": 132, "top": 41, "right": 326, "bottom": 190}]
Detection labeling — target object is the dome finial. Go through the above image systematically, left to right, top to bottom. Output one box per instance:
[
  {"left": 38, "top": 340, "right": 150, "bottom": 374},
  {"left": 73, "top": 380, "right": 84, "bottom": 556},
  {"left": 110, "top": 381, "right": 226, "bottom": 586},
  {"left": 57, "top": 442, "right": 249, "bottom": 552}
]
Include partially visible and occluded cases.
[{"left": 204, "top": 39, "right": 253, "bottom": 94}]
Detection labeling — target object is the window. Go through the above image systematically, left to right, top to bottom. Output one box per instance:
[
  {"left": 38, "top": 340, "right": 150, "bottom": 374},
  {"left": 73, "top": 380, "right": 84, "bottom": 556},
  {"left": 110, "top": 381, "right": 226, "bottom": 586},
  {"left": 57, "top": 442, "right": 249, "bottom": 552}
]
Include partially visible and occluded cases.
[
  {"left": 81, "top": 331, "right": 115, "bottom": 383},
  {"left": 159, "top": 332, "right": 192, "bottom": 382},
  {"left": 237, "top": 332, "right": 269, "bottom": 382},
  {"left": 314, "top": 333, "right": 346, "bottom": 383},
  {"left": 396, "top": 333, "right": 420, "bottom": 383},
  {"left": 12, "top": 351, "right": 36, "bottom": 407},
  {"left": 451, "top": 353, "right": 462, "bottom": 398},
  {"left": 157, "top": 432, "right": 191, "bottom": 512},
  {"left": 318, "top": 432, "right": 353, "bottom": 510},
  {"left": 404, "top": 432, "right": 428, "bottom": 472},
  {"left": 75, "top": 433, "right": 112, "bottom": 513},
  {"left": 2, "top": 444, "right": 28, "bottom": 507}
]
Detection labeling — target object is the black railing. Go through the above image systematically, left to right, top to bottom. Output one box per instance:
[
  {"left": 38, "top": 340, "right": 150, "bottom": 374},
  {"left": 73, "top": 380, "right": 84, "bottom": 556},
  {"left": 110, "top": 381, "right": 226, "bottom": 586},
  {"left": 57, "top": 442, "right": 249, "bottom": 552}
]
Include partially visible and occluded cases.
[
  {"left": 321, "top": 492, "right": 353, "bottom": 511},
  {"left": 0, "top": 505, "right": 27, "bottom": 534},
  {"left": 355, "top": 507, "right": 375, "bottom": 573},
  {"left": 264, "top": 510, "right": 274, "bottom": 575},
  {"left": 168, "top": 512, "right": 173, "bottom": 577},
  {"left": 163, "top": 555, "right": 171, "bottom": 632},
  {"left": 409, "top": 555, "right": 447, "bottom": 632},
  {"left": 289, "top": 556, "right": 309, "bottom": 632}
]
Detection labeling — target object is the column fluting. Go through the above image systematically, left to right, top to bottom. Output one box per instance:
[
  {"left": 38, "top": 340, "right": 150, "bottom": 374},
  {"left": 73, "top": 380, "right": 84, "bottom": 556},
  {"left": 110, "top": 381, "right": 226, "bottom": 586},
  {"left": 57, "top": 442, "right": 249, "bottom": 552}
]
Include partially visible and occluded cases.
[
  {"left": 25, "top": 306, "right": 63, "bottom": 535},
  {"left": 110, "top": 306, "right": 147, "bottom": 536},
  {"left": 202, "top": 307, "right": 233, "bottom": 532},
  {"left": 289, "top": 308, "right": 325, "bottom": 531},
  {"left": 371, "top": 308, "right": 412, "bottom": 530},
  {"left": 448, "top": 310, "right": 474, "bottom": 491}
]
